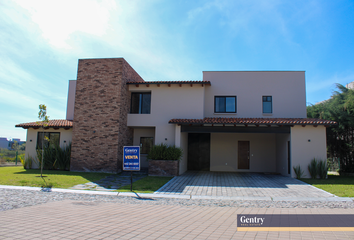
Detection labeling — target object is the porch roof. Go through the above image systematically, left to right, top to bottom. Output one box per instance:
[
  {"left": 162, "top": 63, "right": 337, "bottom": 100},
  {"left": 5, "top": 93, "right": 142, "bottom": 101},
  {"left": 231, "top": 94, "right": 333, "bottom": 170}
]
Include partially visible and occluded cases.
[
  {"left": 127, "top": 80, "right": 211, "bottom": 86},
  {"left": 169, "top": 117, "right": 337, "bottom": 126},
  {"left": 15, "top": 119, "right": 73, "bottom": 129}
]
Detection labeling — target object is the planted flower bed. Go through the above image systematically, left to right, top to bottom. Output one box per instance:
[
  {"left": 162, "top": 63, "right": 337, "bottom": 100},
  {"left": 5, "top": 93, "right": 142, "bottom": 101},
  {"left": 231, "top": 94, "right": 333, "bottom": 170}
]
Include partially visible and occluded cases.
[{"left": 147, "top": 144, "right": 182, "bottom": 177}]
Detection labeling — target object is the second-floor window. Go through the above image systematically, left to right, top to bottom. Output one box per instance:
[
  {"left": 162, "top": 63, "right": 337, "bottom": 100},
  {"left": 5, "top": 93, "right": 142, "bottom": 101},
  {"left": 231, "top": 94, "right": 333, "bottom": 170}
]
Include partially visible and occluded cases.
[
  {"left": 131, "top": 92, "right": 151, "bottom": 114},
  {"left": 215, "top": 96, "right": 236, "bottom": 113},
  {"left": 262, "top": 96, "right": 272, "bottom": 113}
]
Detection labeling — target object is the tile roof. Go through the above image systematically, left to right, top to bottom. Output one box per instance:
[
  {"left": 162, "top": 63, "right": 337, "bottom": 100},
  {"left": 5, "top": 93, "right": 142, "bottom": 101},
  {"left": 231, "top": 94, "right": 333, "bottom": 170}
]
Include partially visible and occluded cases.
[
  {"left": 127, "top": 80, "right": 211, "bottom": 85},
  {"left": 169, "top": 118, "right": 337, "bottom": 126},
  {"left": 16, "top": 119, "right": 73, "bottom": 129}
]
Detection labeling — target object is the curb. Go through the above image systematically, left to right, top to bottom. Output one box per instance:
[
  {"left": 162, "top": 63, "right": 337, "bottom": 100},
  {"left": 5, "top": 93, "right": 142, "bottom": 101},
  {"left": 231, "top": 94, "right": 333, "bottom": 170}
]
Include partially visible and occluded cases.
[{"left": 1, "top": 185, "right": 353, "bottom": 202}]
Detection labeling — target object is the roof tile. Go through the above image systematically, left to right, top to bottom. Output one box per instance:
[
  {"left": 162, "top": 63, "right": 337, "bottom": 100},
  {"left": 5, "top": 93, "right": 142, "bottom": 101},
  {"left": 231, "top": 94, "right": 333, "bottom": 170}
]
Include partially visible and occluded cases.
[
  {"left": 127, "top": 80, "right": 211, "bottom": 85},
  {"left": 168, "top": 117, "right": 337, "bottom": 126},
  {"left": 16, "top": 119, "right": 73, "bottom": 129}
]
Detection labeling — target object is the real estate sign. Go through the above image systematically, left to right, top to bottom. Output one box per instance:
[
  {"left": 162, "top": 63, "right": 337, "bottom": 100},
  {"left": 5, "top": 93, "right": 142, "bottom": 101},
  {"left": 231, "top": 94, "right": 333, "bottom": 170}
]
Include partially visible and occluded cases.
[{"left": 123, "top": 146, "right": 140, "bottom": 171}]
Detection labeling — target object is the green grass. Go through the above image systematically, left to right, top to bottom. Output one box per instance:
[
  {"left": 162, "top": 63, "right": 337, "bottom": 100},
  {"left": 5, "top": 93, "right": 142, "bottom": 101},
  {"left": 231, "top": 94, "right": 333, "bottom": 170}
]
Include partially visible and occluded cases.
[
  {"left": 0, "top": 166, "right": 111, "bottom": 188},
  {"left": 0, "top": 166, "right": 172, "bottom": 192},
  {"left": 301, "top": 175, "right": 354, "bottom": 197},
  {"left": 119, "top": 176, "right": 173, "bottom": 193}
]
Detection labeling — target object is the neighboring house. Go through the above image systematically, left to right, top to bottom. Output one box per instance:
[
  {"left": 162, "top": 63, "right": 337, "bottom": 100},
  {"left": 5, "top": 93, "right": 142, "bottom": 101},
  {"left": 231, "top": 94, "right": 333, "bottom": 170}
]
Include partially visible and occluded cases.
[
  {"left": 16, "top": 58, "right": 336, "bottom": 178},
  {"left": 0, "top": 137, "right": 25, "bottom": 150},
  {"left": 0, "top": 138, "right": 9, "bottom": 149}
]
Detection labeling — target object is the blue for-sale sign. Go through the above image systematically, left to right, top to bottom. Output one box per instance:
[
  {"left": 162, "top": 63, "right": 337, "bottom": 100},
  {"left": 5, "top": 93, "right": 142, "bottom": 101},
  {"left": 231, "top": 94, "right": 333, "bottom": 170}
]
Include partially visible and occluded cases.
[{"left": 123, "top": 146, "right": 140, "bottom": 171}]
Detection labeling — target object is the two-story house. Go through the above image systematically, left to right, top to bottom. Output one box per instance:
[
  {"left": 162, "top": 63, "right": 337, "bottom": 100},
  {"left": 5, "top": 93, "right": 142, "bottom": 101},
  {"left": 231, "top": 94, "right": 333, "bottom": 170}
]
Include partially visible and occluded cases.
[{"left": 16, "top": 58, "right": 336, "bottom": 178}]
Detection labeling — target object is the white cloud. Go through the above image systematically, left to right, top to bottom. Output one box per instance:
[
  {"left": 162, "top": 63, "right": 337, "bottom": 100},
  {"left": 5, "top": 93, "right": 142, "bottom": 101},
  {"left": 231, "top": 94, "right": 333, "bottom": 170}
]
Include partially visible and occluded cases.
[{"left": 13, "top": 0, "right": 115, "bottom": 49}]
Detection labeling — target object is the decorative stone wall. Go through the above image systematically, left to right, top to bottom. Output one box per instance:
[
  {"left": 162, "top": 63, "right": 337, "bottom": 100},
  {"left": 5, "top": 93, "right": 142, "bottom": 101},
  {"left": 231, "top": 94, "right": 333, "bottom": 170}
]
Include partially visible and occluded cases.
[
  {"left": 70, "top": 58, "right": 144, "bottom": 173},
  {"left": 148, "top": 160, "right": 179, "bottom": 176}
]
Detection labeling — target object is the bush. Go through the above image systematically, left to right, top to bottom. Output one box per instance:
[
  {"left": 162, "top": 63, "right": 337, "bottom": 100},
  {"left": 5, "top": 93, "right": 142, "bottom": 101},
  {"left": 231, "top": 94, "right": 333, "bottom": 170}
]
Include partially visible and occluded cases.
[
  {"left": 37, "top": 142, "right": 71, "bottom": 170},
  {"left": 147, "top": 144, "right": 182, "bottom": 160},
  {"left": 0, "top": 148, "right": 25, "bottom": 162},
  {"left": 21, "top": 155, "right": 34, "bottom": 169},
  {"left": 308, "top": 158, "right": 318, "bottom": 179},
  {"left": 318, "top": 160, "right": 328, "bottom": 179},
  {"left": 293, "top": 165, "right": 304, "bottom": 179}
]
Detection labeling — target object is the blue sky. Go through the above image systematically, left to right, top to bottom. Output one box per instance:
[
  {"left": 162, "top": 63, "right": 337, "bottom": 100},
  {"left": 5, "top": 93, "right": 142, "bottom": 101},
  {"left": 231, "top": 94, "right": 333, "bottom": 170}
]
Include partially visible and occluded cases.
[{"left": 1, "top": 0, "right": 354, "bottom": 141}]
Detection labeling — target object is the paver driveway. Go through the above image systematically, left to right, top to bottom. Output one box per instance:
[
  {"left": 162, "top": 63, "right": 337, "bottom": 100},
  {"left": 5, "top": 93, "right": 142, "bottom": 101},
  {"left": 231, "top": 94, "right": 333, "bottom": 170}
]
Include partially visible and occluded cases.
[{"left": 155, "top": 171, "right": 335, "bottom": 200}]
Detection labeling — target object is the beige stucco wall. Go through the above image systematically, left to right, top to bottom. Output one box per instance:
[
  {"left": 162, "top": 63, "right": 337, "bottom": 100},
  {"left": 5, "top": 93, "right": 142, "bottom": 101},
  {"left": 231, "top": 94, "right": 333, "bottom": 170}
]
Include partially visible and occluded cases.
[
  {"left": 203, "top": 71, "right": 306, "bottom": 118},
  {"left": 66, "top": 80, "right": 76, "bottom": 121},
  {"left": 127, "top": 84, "right": 205, "bottom": 146},
  {"left": 290, "top": 125, "right": 327, "bottom": 178},
  {"left": 132, "top": 127, "right": 155, "bottom": 169},
  {"left": 25, "top": 128, "right": 73, "bottom": 168},
  {"left": 210, "top": 133, "right": 277, "bottom": 172},
  {"left": 275, "top": 133, "right": 291, "bottom": 176}
]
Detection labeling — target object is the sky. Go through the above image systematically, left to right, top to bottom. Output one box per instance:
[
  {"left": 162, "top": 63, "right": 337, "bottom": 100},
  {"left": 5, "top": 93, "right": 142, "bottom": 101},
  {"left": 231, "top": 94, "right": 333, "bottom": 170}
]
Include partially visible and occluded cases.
[{"left": 1, "top": 0, "right": 354, "bottom": 141}]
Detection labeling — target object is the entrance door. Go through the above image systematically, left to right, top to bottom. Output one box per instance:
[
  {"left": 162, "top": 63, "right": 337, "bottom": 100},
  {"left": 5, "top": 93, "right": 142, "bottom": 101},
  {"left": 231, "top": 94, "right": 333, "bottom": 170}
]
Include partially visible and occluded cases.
[
  {"left": 188, "top": 133, "right": 210, "bottom": 171},
  {"left": 238, "top": 141, "right": 250, "bottom": 169}
]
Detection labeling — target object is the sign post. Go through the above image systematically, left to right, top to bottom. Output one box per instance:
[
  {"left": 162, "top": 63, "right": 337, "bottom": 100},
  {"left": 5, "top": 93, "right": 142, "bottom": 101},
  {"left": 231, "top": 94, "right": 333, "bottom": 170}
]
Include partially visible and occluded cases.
[{"left": 123, "top": 146, "right": 140, "bottom": 191}]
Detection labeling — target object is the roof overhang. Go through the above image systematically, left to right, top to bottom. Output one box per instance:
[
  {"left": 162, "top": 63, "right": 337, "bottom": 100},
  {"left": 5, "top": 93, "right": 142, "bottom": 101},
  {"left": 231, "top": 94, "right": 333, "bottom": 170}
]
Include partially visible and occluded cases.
[
  {"left": 127, "top": 81, "right": 211, "bottom": 87},
  {"left": 169, "top": 117, "right": 337, "bottom": 128},
  {"left": 15, "top": 119, "right": 73, "bottom": 130}
]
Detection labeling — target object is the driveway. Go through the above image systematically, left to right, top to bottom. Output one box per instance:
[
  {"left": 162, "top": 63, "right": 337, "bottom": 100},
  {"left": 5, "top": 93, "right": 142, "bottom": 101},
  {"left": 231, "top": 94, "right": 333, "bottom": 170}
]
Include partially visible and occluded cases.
[{"left": 155, "top": 171, "right": 336, "bottom": 200}]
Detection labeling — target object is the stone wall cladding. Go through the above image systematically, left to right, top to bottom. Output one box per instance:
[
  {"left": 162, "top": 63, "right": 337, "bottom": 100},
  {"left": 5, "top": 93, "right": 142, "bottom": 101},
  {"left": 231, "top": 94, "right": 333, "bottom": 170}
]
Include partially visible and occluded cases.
[
  {"left": 70, "top": 58, "right": 144, "bottom": 173},
  {"left": 148, "top": 160, "right": 179, "bottom": 176}
]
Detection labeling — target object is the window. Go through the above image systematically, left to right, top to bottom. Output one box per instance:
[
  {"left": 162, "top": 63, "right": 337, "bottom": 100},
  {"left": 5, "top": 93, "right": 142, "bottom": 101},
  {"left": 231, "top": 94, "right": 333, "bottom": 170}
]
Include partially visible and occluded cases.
[
  {"left": 131, "top": 92, "right": 151, "bottom": 114},
  {"left": 214, "top": 96, "right": 236, "bottom": 113},
  {"left": 262, "top": 96, "right": 272, "bottom": 113},
  {"left": 37, "top": 132, "right": 60, "bottom": 149},
  {"left": 140, "top": 137, "right": 153, "bottom": 154}
]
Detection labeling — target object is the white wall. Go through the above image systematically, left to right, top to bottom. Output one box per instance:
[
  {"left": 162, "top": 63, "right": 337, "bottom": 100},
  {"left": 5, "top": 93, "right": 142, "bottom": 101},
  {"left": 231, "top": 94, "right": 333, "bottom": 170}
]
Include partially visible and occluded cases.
[
  {"left": 203, "top": 71, "right": 306, "bottom": 118},
  {"left": 66, "top": 80, "right": 76, "bottom": 120},
  {"left": 127, "top": 84, "right": 205, "bottom": 145},
  {"left": 290, "top": 125, "right": 327, "bottom": 178},
  {"left": 132, "top": 127, "right": 155, "bottom": 168},
  {"left": 25, "top": 128, "right": 73, "bottom": 168},
  {"left": 210, "top": 133, "right": 277, "bottom": 172}
]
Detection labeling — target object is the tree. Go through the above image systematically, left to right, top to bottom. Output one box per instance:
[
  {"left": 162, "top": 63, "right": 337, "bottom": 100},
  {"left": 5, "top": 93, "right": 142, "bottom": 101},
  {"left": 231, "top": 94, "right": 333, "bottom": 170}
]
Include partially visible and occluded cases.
[
  {"left": 307, "top": 84, "right": 354, "bottom": 173},
  {"left": 37, "top": 104, "right": 49, "bottom": 178},
  {"left": 12, "top": 140, "right": 19, "bottom": 165}
]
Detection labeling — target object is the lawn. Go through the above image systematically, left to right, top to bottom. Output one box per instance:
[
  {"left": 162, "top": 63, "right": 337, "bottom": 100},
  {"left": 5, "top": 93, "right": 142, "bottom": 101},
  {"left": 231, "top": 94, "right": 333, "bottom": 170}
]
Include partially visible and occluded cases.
[
  {"left": 0, "top": 166, "right": 172, "bottom": 192},
  {"left": 0, "top": 166, "right": 112, "bottom": 188},
  {"left": 301, "top": 175, "right": 354, "bottom": 197},
  {"left": 119, "top": 176, "right": 173, "bottom": 193}
]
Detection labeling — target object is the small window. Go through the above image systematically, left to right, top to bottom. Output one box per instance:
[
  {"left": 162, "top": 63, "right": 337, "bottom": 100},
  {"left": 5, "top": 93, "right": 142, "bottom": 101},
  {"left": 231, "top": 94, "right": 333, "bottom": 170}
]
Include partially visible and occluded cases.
[
  {"left": 131, "top": 92, "right": 151, "bottom": 114},
  {"left": 215, "top": 96, "right": 236, "bottom": 113},
  {"left": 262, "top": 96, "right": 272, "bottom": 113},
  {"left": 37, "top": 132, "right": 60, "bottom": 149},
  {"left": 140, "top": 137, "right": 153, "bottom": 154}
]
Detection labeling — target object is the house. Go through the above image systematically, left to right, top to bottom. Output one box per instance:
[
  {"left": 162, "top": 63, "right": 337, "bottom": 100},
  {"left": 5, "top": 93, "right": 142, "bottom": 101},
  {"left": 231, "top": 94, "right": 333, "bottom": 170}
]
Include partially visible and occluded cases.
[
  {"left": 16, "top": 58, "right": 336, "bottom": 178},
  {"left": 0, "top": 137, "right": 25, "bottom": 150}
]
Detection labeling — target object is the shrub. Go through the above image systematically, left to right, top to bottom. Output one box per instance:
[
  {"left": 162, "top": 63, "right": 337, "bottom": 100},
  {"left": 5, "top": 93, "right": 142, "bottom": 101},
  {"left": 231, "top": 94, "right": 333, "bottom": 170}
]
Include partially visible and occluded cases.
[
  {"left": 36, "top": 142, "right": 71, "bottom": 170},
  {"left": 147, "top": 144, "right": 182, "bottom": 160},
  {"left": 0, "top": 148, "right": 25, "bottom": 162},
  {"left": 22, "top": 155, "right": 35, "bottom": 169},
  {"left": 308, "top": 158, "right": 318, "bottom": 179},
  {"left": 318, "top": 160, "right": 328, "bottom": 179},
  {"left": 293, "top": 165, "right": 304, "bottom": 179}
]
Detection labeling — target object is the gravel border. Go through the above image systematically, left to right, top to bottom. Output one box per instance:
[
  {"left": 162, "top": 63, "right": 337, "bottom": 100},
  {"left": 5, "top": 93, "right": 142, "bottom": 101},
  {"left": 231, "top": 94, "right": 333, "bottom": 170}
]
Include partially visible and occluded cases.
[{"left": 1, "top": 188, "right": 354, "bottom": 212}]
